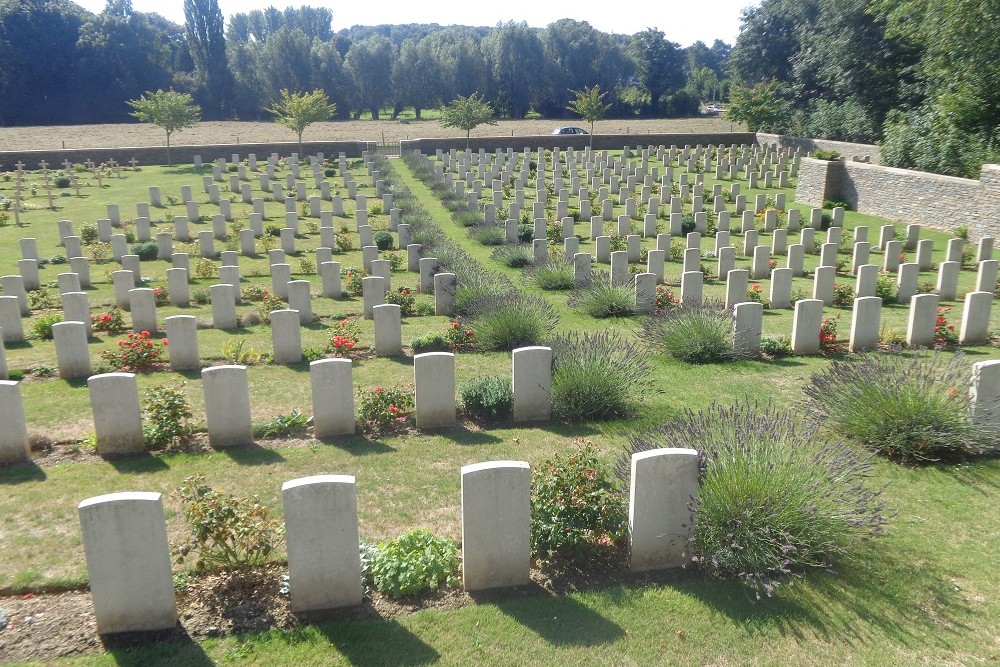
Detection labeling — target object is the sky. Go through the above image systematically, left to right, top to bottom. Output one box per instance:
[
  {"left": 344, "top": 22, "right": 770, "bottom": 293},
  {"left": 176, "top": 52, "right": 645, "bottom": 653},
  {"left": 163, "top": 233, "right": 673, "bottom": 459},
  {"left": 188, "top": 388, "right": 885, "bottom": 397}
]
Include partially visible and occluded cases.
[{"left": 71, "top": 0, "right": 758, "bottom": 47}]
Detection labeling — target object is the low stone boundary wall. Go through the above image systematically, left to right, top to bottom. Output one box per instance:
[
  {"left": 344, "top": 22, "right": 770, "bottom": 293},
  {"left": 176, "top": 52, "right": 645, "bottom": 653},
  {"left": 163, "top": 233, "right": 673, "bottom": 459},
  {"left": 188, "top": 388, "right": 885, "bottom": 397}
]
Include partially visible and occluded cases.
[
  {"left": 757, "top": 133, "right": 881, "bottom": 164},
  {"left": 0, "top": 140, "right": 375, "bottom": 170},
  {"left": 795, "top": 157, "right": 1000, "bottom": 241}
]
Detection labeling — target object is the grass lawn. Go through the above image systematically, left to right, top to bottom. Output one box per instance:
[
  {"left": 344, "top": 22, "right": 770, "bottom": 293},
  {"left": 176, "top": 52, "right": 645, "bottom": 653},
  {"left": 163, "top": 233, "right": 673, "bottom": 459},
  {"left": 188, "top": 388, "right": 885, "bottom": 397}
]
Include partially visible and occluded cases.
[{"left": 1, "top": 145, "right": 998, "bottom": 665}]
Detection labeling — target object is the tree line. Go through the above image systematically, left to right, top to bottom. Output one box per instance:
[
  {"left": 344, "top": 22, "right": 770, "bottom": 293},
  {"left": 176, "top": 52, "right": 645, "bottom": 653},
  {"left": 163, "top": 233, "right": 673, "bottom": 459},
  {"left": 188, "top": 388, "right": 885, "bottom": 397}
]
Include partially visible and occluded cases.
[
  {"left": 0, "top": 0, "right": 730, "bottom": 127},
  {"left": 725, "top": 0, "right": 1000, "bottom": 178}
]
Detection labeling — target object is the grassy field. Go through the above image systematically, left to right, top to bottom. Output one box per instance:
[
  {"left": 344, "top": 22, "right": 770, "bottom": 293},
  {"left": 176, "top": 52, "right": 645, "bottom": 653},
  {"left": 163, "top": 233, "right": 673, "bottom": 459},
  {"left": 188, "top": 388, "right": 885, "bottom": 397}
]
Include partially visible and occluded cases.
[{"left": 1, "top": 144, "right": 999, "bottom": 665}]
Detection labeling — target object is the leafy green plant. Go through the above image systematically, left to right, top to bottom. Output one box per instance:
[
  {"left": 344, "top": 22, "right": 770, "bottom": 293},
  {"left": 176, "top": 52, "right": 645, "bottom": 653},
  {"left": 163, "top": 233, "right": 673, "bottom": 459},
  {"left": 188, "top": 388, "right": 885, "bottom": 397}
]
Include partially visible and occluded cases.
[
  {"left": 812, "top": 149, "right": 842, "bottom": 160},
  {"left": 470, "top": 225, "right": 506, "bottom": 246},
  {"left": 374, "top": 230, "right": 394, "bottom": 250},
  {"left": 131, "top": 241, "right": 158, "bottom": 261},
  {"left": 491, "top": 244, "right": 533, "bottom": 268},
  {"left": 194, "top": 258, "right": 217, "bottom": 280},
  {"left": 344, "top": 267, "right": 365, "bottom": 296},
  {"left": 875, "top": 271, "right": 897, "bottom": 303},
  {"left": 832, "top": 282, "right": 855, "bottom": 307},
  {"left": 385, "top": 286, "right": 416, "bottom": 316},
  {"left": 28, "top": 288, "right": 59, "bottom": 311},
  {"left": 639, "top": 300, "right": 739, "bottom": 364},
  {"left": 31, "top": 313, "right": 63, "bottom": 340},
  {"left": 101, "top": 330, "right": 166, "bottom": 371},
  {"left": 550, "top": 330, "right": 652, "bottom": 421},
  {"left": 410, "top": 332, "right": 449, "bottom": 353},
  {"left": 760, "top": 336, "right": 792, "bottom": 358},
  {"left": 221, "top": 338, "right": 264, "bottom": 365},
  {"left": 804, "top": 351, "right": 1000, "bottom": 462},
  {"left": 460, "top": 375, "right": 513, "bottom": 422},
  {"left": 142, "top": 384, "right": 192, "bottom": 448},
  {"left": 357, "top": 385, "right": 414, "bottom": 435},
  {"left": 620, "top": 399, "right": 886, "bottom": 598},
  {"left": 254, "top": 410, "right": 309, "bottom": 438},
  {"left": 531, "top": 440, "right": 628, "bottom": 561},
  {"left": 173, "top": 474, "right": 283, "bottom": 571},
  {"left": 369, "top": 529, "right": 460, "bottom": 598}
]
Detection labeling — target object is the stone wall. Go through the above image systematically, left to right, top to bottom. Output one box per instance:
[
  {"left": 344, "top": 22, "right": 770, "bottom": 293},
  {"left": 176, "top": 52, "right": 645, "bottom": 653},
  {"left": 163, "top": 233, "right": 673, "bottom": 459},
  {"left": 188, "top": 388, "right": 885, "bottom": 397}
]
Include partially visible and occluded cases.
[
  {"left": 400, "top": 132, "right": 756, "bottom": 154},
  {"left": 757, "top": 132, "right": 881, "bottom": 164},
  {"left": 0, "top": 140, "right": 375, "bottom": 170},
  {"left": 796, "top": 157, "right": 1000, "bottom": 241}
]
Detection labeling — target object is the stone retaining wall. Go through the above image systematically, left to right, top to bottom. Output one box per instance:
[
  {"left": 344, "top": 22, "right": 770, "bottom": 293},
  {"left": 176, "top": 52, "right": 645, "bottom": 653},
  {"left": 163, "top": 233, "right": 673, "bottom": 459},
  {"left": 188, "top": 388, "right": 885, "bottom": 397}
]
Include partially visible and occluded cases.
[
  {"left": 757, "top": 132, "right": 881, "bottom": 163},
  {"left": 796, "top": 157, "right": 1000, "bottom": 241}
]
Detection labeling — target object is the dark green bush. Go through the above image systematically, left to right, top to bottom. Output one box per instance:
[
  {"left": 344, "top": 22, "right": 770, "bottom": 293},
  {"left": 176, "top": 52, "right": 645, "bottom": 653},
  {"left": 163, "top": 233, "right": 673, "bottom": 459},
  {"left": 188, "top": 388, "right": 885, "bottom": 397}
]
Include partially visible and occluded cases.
[
  {"left": 811, "top": 149, "right": 842, "bottom": 160},
  {"left": 54, "top": 175, "right": 71, "bottom": 189},
  {"left": 265, "top": 223, "right": 283, "bottom": 237},
  {"left": 516, "top": 223, "right": 534, "bottom": 243},
  {"left": 373, "top": 230, "right": 394, "bottom": 250},
  {"left": 131, "top": 241, "right": 158, "bottom": 261},
  {"left": 550, "top": 330, "right": 652, "bottom": 421},
  {"left": 760, "top": 336, "right": 792, "bottom": 358},
  {"left": 804, "top": 351, "right": 1000, "bottom": 463},
  {"left": 460, "top": 375, "right": 513, "bottom": 422},
  {"left": 619, "top": 399, "right": 886, "bottom": 597},
  {"left": 531, "top": 441, "right": 628, "bottom": 561}
]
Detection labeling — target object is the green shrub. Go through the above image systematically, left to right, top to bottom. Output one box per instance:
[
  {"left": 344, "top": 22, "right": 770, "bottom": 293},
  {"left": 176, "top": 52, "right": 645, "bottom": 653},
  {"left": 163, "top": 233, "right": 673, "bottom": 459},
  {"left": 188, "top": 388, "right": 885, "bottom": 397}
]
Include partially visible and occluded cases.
[
  {"left": 812, "top": 149, "right": 842, "bottom": 160},
  {"left": 54, "top": 175, "right": 71, "bottom": 189},
  {"left": 453, "top": 210, "right": 481, "bottom": 228},
  {"left": 80, "top": 222, "right": 98, "bottom": 244},
  {"left": 265, "top": 223, "right": 283, "bottom": 237},
  {"left": 516, "top": 223, "right": 534, "bottom": 243},
  {"left": 470, "top": 225, "right": 505, "bottom": 246},
  {"left": 373, "top": 230, "right": 394, "bottom": 250},
  {"left": 130, "top": 241, "right": 158, "bottom": 261},
  {"left": 491, "top": 244, "right": 533, "bottom": 268},
  {"left": 193, "top": 258, "right": 217, "bottom": 280},
  {"left": 528, "top": 260, "right": 575, "bottom": 290},
  {"left": 875, "top": 271, "right": 897, "bottom": 303},
  {"left": 568, "top": 274, "right": 636, "bottom": 318},
  {"left": 832, "top": 282, "right": 854, "bottom": 307},
  {"left": 28, "top": 288, "right": 59, "bottom": 310},
  {"left": 191, "top": 288, "right": 210, "bottom": 304},
  {"left": 466, "top": 291, "right": 559, "bottom": 351},
  {"left": 639, "top": 300, "right": 739, "bottom": 364},
  {"left": 31, "top": 313, "right": 63, "bottom": 340},
  {"left": 550, "top": 330, "right": 652, "bottom": 421},
  {"left": 411, "top": 332, "right": 449, "bottom": 353},
  {"left": 760, "top": 336, "right": 792, "bottom": 358},
  {"left": 804, "top": 351, "right": 1000, "bottom": 462},
  {"left": 460, "top": 375, "right": 513, "bottom": 422},
  {"left": 142, "top": 384, "right": 192, "bottom": 448},
  {"left": 357, "top": 385, "right": 414, "bottom": 435},
  {"left": 619, "top": 399, "right": 886, "bottom": 597},
  {"left": 253, "top": 410, "right": 309, "bottom": 438},
  {"left": 531, "top": 441, "right": 628, "bottom": 561},
  {"left": 173, "top": 474, "right": 284, "bottom": 571},
  {"left": 369, "top": 529, "right": 460, "bottom": 598}
]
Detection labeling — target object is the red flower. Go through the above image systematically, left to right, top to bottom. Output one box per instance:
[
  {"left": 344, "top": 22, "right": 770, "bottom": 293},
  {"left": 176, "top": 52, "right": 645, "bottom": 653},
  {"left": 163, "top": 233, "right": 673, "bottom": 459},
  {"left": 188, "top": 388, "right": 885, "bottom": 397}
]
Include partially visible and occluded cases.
[
  {"left": 141, "top": 330, "right": 150, "bottom": 337},
  {"left": 465, "top": 330, "right": 474, "bottom": 337},
  {"left": 162, "top": 338, "right": 168, "bottom": 346},
  {"left": 374, "top": 386, "right": 383, "bottom": 393},
  {"left": 389, "top": 405, "right": 399, "bottom": 414}
]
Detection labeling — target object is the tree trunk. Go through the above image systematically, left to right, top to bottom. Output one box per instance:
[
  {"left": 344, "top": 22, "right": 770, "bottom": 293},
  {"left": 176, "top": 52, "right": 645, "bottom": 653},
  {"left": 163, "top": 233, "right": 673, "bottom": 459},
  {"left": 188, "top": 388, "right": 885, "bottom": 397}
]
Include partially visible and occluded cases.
[
  {"left": 371, "top": 107, "right": 380, "bottom": 120},
  {"left": 415, "top": 107, "right": 422, "bottom": 120},
  {"left": 166, "top": 131, "right": 172, "bottom": 167}
]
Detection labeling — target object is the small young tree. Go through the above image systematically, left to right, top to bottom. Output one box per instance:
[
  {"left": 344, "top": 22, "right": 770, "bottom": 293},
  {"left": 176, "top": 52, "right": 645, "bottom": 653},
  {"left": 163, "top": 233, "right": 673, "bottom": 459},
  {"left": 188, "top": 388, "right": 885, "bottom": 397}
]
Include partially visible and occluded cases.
[
  {"left": 726, "top": 79, "right": 793, "bottom": 132},
  {"left": 567, "top": 85, "right": 611, "bottom": 149},
  {"left": 267, "top": 89, "right": 337, "bottom": 158},
  {"left": 128, "top": 90, "right": 201, "bottom": 166},
  {"left": 439, "top": 93, "right": 498, "bottom": 150}
]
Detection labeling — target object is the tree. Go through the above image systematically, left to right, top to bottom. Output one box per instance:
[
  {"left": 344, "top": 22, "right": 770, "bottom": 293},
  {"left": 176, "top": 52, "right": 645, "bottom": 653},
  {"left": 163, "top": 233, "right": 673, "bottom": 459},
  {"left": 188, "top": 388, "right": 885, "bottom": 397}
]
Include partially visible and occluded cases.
[
  {"left": 183, "top": 0, "right": 232, "bottom": 118},
  {"left": 629, "top": 28, "right": 686, "bottom": 115},
  {"left": 343, "top": 35, "right": 396, "bottom": 118},
  {"left": 726, "top": 79, "right": 792, "bottom": 132},
  {"left": 566, "top": 85, "right": 610, "bottom": 148},
  {"left": 128, "top": 89, "right": 201, "bottom": 165},
  {"left": 267, "top": 89, "right": 336, "bottom": 157},
  {"left": 439, "top": 93, "right": 497, "bottom": 149}
]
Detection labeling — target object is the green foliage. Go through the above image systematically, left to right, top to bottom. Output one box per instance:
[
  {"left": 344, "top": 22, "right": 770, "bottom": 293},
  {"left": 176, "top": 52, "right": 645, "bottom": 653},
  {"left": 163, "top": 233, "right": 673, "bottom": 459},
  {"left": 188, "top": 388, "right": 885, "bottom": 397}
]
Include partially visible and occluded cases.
[
  {"left": 726, "top": 79, "right": 792, "bottom": 132},
  {"left": 566, "top": 85, "right": 610, "bottom": 141},
  {"left": 267, "top": 89, "right": 336, "bottom": 154},
  {"left": 127, "top": 90, "right": 201, "bottom": 165},
  {"left": 438, "top": 93, "right": 498, "bottom": 145},
  {"left": 811, "top": 149, "right": 841, "bottom": 160},
  {"left": 470, "top": 225, "right": 505, "bottom": 246},
  {"left": 373, "top": 230, "right": 394, "bottom": 250},
  {"left": 130, "top": 241, "right": 158, "bottom": 261},
  {"left": 491, "top": 244, "right": 533, "bottom": 268},
  {"left": 297, "top": 256, "right": 315, "bottom": 275},
  {"left": 194, "top": 258, "right": 217, "bottom": 280},
  {"left": 528, "top": 260, "right": 575, "bottom": 290},
  {"left": 875, "top": 271, "right": 897, "bottom": 303},
  {"left": 568, "top": 276, "right": 636, "bottom": 318},
  {"left": 27, "top": 288, "right": 59, "bottom": 311},
  {"left": 465, "top": 291, "right": 558, "bottom": 351},
  {"left": 639, "top": 301, "right": 739, "bottom": 364},
  {"left": 31, "top": 313, "right": 62, "bottom": 340},
  {"left": 102, "top": 330, "right": 166, "bottom": 371},
  {"left": 550, "top": 330, "right": 652, "bottom": 421},
  {"left": 410, "top": 332, "right": 449, "bottom": 353},
  {"left": 760, "top": 336, "right": 792, "bottom": 358},
  {"left": 221, "top": 338, "right": 264, "bottom": 365},
  {"left": 805, "top": 351, "right": 1000, "bottom": 463},
  {"left": 460, "top": 375, "right": 513, "bottom": 422},
  {"left": 142, "top": 384, "right": 192, "bottom": 448},
  {"left": 357, "top": 385, "right": 413, "bottom": 435},
  {"left": 622, "top": 399, "right": 886, "bottom": 597},
  {"left": 254, "top": 410, "right": 309, "bottom": 438},
  {"left": 531, "top": 441, "right": 628, "bottom": 561},
  {"left": 173, "top": 474, "right": 284, "bottom": 571},
  {"left": 369, "top": 529, "right": 460, "bottom": 598}
]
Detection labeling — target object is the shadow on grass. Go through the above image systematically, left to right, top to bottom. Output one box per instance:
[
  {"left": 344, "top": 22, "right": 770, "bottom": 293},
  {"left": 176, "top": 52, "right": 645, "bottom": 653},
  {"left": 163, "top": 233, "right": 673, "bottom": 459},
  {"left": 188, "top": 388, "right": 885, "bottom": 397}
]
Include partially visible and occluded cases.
[
  {"left": 435, "top": 424, "right": 504, "bottom": 445},
  {"left": 316, "top": 436, "right": 397, "bottom": 455},
  {"left": 219, "top": 442, "right": 286, "bottom": 465},
  {"left": 105, "top": 451, "right": 170, "bottom": 474},
  {"left": 931, "top": 458, "right": 1000, "bottom": 492},
  {"left": 0, "top": 461, "right": 46, "bottom": 484},
  {"left": 682, "top": 538, "right": 975, "bottom": 649},
  {"left": 483, "top": 585, "right": 625, "bottom": 646},
  {"left": 313, "top": 618, "right": 440, "bottom": 665},
  {"left": 101, "top": 625, "right": 214, "bottom": 667}
]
